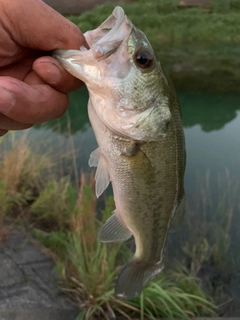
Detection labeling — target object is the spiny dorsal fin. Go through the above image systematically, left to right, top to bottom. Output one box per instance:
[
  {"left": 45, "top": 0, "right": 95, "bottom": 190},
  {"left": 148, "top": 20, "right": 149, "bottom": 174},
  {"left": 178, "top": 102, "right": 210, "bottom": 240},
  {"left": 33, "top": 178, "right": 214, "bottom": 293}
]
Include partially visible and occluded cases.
[{"left": 98, "top": 210, "right": 132, "bottom": 243}]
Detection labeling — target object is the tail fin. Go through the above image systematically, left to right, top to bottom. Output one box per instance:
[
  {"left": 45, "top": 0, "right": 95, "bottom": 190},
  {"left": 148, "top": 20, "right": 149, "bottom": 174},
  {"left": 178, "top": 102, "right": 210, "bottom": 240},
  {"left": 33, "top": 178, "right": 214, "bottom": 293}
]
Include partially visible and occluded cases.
[{"left": 115, "top": 259, "right": 164, "bottom": 300}]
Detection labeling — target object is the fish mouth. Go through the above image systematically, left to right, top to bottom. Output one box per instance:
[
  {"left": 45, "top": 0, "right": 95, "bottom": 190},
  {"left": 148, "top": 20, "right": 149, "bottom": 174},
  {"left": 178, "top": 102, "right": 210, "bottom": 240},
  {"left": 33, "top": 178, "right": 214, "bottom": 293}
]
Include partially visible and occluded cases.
[
  {"left": 84, "top": 6, "right": 132, "bottom": 61},
  {"left": 52, "top": 7, "right": 133, "bottom": 83}
]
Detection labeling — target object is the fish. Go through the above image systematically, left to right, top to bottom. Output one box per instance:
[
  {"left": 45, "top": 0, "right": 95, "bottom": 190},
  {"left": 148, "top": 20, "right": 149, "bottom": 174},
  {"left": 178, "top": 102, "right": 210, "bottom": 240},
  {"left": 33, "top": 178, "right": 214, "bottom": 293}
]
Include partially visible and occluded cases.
[{"left": 53, "top": 6, "right": 185, "bottom": 300}]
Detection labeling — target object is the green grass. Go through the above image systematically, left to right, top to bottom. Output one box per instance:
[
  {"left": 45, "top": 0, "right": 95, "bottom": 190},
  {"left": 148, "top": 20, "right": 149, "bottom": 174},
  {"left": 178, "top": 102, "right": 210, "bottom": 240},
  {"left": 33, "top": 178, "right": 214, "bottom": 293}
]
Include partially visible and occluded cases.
[
  {"left": 67, "top": 0, "right": 240, "bottom": 92},
  {"left": 69, "top": 3, "right": 240, "bottom": 43},
  {"left": 32, "top": 174, "right": 216, "bottom": 319},
  {"left": 30, "top": 178, "right": 78, "bottom": 229},
  {"left": 128, "top": 270, "right": 216, "bottom": 319}
]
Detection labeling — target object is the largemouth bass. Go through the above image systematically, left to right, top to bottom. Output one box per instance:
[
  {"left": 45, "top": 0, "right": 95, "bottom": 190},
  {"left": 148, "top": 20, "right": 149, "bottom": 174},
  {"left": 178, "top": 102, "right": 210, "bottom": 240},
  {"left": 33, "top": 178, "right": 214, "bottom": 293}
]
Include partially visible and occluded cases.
[{"left": 54, "top": 6, "right": 185, "bottom": 300}]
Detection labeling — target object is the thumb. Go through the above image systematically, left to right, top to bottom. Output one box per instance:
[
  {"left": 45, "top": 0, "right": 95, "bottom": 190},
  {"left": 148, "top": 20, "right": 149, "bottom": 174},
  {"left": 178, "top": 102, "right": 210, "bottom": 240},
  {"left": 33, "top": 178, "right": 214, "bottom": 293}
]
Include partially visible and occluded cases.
[{"left": 1, "top": 0, "right": 87, "bottom": 51}]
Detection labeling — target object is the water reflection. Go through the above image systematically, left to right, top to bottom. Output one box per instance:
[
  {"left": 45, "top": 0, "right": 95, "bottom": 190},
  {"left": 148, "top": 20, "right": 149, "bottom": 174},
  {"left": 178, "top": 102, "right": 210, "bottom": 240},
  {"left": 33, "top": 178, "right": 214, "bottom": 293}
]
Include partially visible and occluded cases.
[
  {"left": 33, "top": 88, "right": 240, "bottom": 184},
  {"left": 36, "top": 88, "right": 240, "bottom": 136},
  {"left": 180, "top": 91, "right": 240, "bottom": 132}
]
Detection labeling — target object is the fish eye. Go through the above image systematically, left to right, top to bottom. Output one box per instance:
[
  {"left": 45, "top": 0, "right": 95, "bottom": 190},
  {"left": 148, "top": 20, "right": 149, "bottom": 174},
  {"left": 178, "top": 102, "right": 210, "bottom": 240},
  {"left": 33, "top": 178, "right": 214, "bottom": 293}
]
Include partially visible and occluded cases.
[{"left": 134, "top": 49, "right": 154, "bottom": 69}]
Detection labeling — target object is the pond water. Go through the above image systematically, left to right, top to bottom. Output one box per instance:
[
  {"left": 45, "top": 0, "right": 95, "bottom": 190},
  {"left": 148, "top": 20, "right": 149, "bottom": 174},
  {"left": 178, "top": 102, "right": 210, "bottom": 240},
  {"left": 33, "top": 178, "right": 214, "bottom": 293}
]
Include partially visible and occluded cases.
[{"left": 28, "top": 86, "right": 240, "bottom": 315}]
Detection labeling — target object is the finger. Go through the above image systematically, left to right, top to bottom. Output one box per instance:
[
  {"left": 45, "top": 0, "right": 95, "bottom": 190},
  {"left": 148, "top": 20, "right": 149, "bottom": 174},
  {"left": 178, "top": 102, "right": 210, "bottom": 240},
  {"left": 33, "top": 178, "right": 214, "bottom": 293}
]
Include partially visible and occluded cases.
[
  {"left": 2, "top": 0, "right": 88, "bottom": 51},
  {"left": 0, "top": 55, "right": 36, "bottom": 79},
  {"left": 33, "top": 57, "right": 84, "bottom": 93},
  {"left": 24, "top": 69, "right": 45, "bottom": 85},
  {"left": 0, "top": 77, "right": 68, "bottom": 123},
  {"left": 0, "top": 113, "right": 32, "bottom": 130},
  {"left": 0, "top": 129, "right": 8, "bottom": 137}
]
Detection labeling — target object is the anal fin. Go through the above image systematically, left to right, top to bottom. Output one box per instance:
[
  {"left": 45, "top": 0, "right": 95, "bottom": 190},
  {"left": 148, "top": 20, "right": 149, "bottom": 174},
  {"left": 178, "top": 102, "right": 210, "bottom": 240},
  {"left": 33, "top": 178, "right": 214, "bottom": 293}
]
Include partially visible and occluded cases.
[{"left": 98, "top": 210, "right": 132, "bottom": 243}]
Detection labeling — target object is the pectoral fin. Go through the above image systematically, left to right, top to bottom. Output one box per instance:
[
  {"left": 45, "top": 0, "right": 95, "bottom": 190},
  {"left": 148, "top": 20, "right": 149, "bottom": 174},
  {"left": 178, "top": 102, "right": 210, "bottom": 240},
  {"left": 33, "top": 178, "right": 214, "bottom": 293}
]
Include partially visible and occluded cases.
[
  {"left": 89, "top": 147, "right": 100, "bottom": 167},
  {"left": 89, "top": 148, "right": 110, "bottom": 198},
  {"left": 98, "top": 210, "right": 132, "bottom": 242}
]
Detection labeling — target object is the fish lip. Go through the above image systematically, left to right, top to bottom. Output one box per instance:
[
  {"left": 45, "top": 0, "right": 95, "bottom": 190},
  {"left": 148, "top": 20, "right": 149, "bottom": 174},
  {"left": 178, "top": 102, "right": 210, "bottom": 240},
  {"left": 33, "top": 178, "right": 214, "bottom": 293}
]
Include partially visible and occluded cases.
[
  {"left": 84, "top": 6, "right": 132, "bottom": 61},
  {"left": 98, "top": 6, "right": 126, "bottom": 34}
]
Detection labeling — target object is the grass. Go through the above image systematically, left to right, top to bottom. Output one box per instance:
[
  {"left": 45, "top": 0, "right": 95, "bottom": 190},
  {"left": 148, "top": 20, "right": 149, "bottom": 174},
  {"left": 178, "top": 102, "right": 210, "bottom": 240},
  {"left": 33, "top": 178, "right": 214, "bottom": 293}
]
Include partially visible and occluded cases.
[
  {"left": 67, "top": 0, "right": 240, "bottom": 92},
  {"left": 68, "top": 2, "right": 240, "bottom": 44},
  {"left": 1, "top": 129, "right": 234, "bottom": 319},
  {"left": 0, "top": 133, "right": 52, "bottom": 238},
  {"left": 0, "top": 133, "right": 50, "bottom": 195},
  {"left": 33, "top": 174, "right": 216, "bottom": 319},
  {"left": 30, "top": 178, "right": 78, "bottom": 230},
  {"left": 128, "top": 270, "right": 216, "bottom": 319}
]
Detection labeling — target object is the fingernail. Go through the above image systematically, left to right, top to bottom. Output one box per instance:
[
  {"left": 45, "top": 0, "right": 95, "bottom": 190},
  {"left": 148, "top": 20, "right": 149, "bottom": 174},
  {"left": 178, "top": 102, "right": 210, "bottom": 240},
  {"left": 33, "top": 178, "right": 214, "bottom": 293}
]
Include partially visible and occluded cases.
[
  {"left": 37, "top": 61, "right": 61, "bottom": 83},
  {"left": 0, "top": 87, "right": 15, "bottom": 114}
]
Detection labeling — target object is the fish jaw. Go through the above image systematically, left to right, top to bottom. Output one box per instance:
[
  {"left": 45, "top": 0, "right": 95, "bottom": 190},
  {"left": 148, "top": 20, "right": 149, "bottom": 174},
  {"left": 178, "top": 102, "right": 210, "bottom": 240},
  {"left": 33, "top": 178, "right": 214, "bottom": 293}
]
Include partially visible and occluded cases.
[
  {"left": 53, "top": 6, "right": 132, "bottom": 86},
  {"left": 84, "top": 6, "right": 130, "bottom": 62},
  {"left": 53, "top": 49, "right": 101, "bottom": 86}
]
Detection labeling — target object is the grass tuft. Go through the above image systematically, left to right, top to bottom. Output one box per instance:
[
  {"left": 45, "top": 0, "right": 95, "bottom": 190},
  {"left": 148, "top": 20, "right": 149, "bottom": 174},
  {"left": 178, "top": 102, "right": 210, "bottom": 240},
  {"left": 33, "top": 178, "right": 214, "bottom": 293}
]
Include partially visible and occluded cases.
[
  {"left": 0, "top": 133, "right": 52, "bottom": 238},
  {"left": 0, "top": 133, "right": 51, "bottom": 196},
  {"left": 33, "top": 173, "right": 216, "bottom": 319},
  {"left": 31, "top": 178, "right": 77, "bottom": 230}
]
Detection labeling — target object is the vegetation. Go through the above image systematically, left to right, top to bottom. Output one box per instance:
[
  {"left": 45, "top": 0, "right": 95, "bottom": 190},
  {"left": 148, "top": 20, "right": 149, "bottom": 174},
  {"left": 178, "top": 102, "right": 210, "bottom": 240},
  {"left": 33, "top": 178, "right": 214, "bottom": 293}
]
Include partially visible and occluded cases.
[
  {"left": 68, "top": 0, "right": 240, "bottom": 92},
  {"left": 0, "top": 133, "right": 51, "bottom": 236},
  {"left": 0, "top": 134, "right": 217, "bottom": 319},
  {"left": 33, "top": 174, "right": 216, "bottom": 319},
  {"left": 31, "top": 178, "right": 78, "bottom": 229}
]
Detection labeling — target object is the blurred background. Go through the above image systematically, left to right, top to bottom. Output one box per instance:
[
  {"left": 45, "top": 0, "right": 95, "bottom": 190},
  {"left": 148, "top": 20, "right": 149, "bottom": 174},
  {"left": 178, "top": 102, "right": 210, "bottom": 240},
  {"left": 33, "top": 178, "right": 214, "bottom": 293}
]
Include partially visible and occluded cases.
[{"left": 1, "top": 0, "right": 240, "bottom": 319}]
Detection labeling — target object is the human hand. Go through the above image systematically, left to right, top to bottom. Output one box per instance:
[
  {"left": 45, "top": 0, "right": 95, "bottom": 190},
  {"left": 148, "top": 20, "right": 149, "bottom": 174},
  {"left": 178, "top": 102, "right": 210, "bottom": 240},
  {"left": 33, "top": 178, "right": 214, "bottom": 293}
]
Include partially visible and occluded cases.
[{"left": 0, "top": 0, "right": 87, "bottom": 136}]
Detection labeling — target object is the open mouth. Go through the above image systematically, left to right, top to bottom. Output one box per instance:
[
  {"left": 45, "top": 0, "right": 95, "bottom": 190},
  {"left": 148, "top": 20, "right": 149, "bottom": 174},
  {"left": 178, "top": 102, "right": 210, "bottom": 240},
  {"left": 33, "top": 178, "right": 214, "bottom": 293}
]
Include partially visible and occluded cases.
[
  {"left": 52, "top": 7, "right": 133, "bottom": 80},
  {"left": 84, "top": 7, "right": 131, "bottom": 61},
  {"left": 85, "top": 7, "right": 126, "bottom": 47}
]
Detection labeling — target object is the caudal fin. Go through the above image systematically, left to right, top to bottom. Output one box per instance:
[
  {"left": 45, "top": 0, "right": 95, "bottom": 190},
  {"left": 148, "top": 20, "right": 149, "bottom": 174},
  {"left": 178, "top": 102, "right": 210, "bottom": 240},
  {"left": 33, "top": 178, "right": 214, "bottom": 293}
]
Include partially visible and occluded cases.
[{"left": 115, "top": 260, "right": 164, "bottom": 300}]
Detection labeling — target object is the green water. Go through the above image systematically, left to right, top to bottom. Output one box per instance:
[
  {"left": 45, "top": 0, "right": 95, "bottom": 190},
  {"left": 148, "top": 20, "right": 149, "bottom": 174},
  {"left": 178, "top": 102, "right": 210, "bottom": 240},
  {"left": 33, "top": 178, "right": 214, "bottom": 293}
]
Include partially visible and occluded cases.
[
  {"left": 29, "top": 86, "right": 240, "bottom": 315},
  {"left": 33, "top": 87, "right": 240, "bottom": 175}
]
